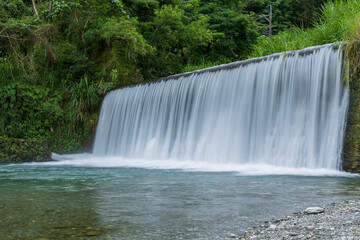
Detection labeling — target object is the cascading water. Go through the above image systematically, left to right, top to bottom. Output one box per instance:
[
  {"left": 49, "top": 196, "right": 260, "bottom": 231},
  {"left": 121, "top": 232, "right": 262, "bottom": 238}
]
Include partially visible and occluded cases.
[{"left": 93, "top": 44, "right": 349, "bottom": 170}]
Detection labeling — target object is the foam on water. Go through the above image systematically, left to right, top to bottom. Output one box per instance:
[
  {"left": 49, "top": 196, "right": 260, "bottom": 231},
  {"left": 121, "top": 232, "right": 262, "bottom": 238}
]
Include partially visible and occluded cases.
[{"left": 49, "top": 153, "right": 357, "bottom": 177}]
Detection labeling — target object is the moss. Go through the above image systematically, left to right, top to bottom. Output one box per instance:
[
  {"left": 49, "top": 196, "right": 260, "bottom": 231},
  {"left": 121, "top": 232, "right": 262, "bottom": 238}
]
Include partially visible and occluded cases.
[
  {"left": 342, "top": 40, "right": 360, "bottom": 173},
  {"left": 0, "top": 136, "right": 51, "bottom": 163}
]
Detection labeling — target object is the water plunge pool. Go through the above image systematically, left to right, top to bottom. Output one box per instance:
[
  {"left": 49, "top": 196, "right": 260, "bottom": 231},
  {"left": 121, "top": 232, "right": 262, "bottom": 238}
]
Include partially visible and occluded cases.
[{"left": 1, "top": 160, "right": 359, "bottom": 239}]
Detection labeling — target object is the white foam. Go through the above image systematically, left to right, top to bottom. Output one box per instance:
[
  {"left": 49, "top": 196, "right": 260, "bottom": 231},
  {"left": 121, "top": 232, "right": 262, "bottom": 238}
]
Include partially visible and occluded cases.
[{"left": 47, "top": 153, "right": 357, "bottom": 177}]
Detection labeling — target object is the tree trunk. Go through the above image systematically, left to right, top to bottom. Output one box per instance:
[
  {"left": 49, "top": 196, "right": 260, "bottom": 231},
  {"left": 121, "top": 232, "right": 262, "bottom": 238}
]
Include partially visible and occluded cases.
[{"left": 32, "top": 0, "right": 40, "bottom": 19}]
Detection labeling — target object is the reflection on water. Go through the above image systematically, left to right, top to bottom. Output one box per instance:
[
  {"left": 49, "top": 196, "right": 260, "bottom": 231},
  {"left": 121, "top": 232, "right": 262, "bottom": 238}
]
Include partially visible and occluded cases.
[{"left": 0, "top": 164, "right": 359, "bottom": 240}]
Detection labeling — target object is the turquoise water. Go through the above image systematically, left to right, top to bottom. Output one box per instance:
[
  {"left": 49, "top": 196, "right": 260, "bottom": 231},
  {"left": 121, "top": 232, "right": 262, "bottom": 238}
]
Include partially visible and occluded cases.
[{"left": 1, "top": 163, "right": 359, "bottom": 240}]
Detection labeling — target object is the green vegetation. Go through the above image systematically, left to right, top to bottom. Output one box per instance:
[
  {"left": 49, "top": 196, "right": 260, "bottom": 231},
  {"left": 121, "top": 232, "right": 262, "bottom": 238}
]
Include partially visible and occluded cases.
[
  {"left": 0, "top": 0, "right": 325, "bottom": 154},
  {"left": 2, "top": 0, "right": 360, "bottom": 160},
  {"left": 249, "top": 0, "right": 360, "bottom": 57},
  {"left": 342, "top": 11, "right": 360, "bottom": 173},
  {"left": 0, "top": 136, "right": 51, "bottom": 163}
]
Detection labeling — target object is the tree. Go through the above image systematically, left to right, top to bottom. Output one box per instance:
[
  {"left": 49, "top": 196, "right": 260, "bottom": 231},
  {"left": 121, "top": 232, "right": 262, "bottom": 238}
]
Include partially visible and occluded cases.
[
  {"left": 198, "top": 0, "right": 259, "bottom": 61},
  {"left": 245, "top": 0, "right": 326, "bottom": 35},
  {"left": 140, "top": 4, "right": 215, "bottom": 78}
]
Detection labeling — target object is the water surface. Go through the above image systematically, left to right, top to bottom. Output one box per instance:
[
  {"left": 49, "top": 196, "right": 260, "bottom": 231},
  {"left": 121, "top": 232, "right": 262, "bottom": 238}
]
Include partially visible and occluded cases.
[{"left": 1, "top": 160, "right": 359, "bottom": 240}]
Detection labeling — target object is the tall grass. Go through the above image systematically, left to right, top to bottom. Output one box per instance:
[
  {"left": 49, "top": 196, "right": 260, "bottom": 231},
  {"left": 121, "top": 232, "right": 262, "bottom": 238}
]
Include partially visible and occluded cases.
[
  {"left": 249, "top": 0, "right": 360, "bottom": 58},
  {"left": 312, "top": 0, "right": 360, "bottom": 43},
  {"left": 250, "top": 28, "right": 313, "bottom": 58},
  {"left": 182, "top": 57, "right": 226, "bottom": 73}
]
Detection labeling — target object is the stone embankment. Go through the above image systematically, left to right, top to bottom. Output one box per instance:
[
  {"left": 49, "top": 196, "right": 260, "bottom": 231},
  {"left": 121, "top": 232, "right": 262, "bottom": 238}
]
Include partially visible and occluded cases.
[
  {"left": 0, "top": 137, "right": 51, "bottom": 163},
  {"left": 227, "top": 199, "right": 360, "bottom": 240}
]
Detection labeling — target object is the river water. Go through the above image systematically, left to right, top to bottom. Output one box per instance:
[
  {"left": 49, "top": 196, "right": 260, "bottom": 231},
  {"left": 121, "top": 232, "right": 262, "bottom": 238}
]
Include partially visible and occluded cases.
[
  {"left": 1, "top": 44, "right": 356, "bottom": 239},
  {"left": 1, "top": 158, "right": 359, "bottom": 240}
]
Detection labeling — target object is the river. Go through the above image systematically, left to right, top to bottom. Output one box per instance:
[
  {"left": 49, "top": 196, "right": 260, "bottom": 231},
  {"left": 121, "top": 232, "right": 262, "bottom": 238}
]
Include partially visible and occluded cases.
[{"left": 1, "top": 157, "right": 359, "bottom": 239}]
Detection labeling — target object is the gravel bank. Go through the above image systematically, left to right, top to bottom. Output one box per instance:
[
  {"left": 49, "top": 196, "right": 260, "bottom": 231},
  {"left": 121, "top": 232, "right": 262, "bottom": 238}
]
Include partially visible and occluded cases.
[{"left": 227, "top": 199, "right": 360, "bottom": 240}]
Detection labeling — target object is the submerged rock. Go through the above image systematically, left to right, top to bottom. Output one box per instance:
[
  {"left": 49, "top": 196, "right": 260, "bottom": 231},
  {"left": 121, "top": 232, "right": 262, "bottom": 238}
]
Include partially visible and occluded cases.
[
  {"left": 304, "top": 207, "right": 325, "bottom": 214},
  {"left": 85, "top": 230, "right": 101, "bottom": 236}
]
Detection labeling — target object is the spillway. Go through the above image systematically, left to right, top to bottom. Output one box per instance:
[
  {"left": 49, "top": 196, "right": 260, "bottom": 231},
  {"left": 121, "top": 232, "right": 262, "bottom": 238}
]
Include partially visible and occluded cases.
[{"left": 93, "top": 44, "right": 349, "bottom": 170}]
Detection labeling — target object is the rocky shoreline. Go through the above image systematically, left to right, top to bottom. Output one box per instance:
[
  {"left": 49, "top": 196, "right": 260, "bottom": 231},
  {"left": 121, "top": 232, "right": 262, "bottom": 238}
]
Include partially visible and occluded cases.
[
  {"left": 0, "top": 137, "right": 51, "bottom": 163},
  {"left": 227, "top": 199, "right": 360, "bottom": 240}
]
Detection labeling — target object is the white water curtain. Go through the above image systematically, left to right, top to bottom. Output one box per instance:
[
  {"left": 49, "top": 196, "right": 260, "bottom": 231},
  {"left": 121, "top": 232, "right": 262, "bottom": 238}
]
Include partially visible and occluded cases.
[{"left": 93, "top": 44, "right": 349, "bottom": 170}]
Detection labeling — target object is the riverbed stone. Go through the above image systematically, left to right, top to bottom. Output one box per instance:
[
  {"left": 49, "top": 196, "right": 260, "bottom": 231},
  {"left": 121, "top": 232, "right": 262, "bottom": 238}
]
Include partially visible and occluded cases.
[
  {"left": 237, "top": 199, "right": 360, "bottom": 240},
  {"left": 304, "top": 207, "right": 324, "bottom": 214},
  {"left": 268, "top": 224, "right": 277, "bottom": 230},
  {"left": 305, "top": 226, "right": 314, "bottom": 231},
  {"left": 85, "top": 230, "right": 101, "bottom": 236}
]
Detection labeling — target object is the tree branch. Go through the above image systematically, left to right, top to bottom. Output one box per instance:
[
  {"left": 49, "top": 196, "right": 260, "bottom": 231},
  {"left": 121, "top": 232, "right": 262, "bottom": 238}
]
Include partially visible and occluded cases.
[{"left": 32, "top": 0, "right": 40, "bottom": 19}]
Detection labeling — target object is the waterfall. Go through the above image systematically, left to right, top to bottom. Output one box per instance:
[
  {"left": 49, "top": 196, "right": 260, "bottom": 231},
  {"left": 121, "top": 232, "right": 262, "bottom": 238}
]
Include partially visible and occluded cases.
[{"left": 93, "top": 44, "right": 349, "bottom": 170}]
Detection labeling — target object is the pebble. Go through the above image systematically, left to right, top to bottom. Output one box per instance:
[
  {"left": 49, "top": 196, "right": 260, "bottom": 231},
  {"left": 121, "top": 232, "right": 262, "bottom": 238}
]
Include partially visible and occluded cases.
[
  {"left": 232, "top": 199, "right": 360, "bottom": 240},
  {"left": 304, "top": 207, "right": 324, "bottom": 214},
  {"left": 268, "top": 224, "right": 277, "bottom": 230},
  {"left": 306, "top": 226, "right": 314, "bottom": 231},
  {"left": 226, "top": 233, "right": 236, "bottom": 238}
]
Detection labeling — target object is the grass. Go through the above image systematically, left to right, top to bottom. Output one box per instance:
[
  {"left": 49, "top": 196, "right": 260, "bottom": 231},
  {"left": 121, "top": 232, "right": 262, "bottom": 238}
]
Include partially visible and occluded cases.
[
  {"left": 249, "top": 0, "right": 360, "bottom": 58},
  {"left": 182, "top": 57, "right": 226, "bottom": 73}
]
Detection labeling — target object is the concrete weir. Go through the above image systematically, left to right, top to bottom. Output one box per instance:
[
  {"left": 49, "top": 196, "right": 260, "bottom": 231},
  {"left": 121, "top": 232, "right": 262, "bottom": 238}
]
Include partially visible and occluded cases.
[{"left": 94, "top": 43, "right": 359, "bottom": 172}]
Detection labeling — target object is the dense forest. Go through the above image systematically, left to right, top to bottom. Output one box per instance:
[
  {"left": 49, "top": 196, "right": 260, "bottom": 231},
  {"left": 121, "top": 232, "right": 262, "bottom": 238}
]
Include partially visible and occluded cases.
[{"left": 1, "top": 0, "right": 359, "bottom": 153}]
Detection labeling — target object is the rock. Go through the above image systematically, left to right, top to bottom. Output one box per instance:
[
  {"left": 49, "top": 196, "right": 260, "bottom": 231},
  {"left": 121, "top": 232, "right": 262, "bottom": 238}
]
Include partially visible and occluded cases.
[
  {"left": 0, "top": 136, "right": 51, "bottom": 163},
  {"left": 236, "top": 200, "right": 360, "bottom": 240},
  {"left": 304, "top": 207, "right": 324, "bottom": 214},
  {"left": 268, "top": 224, "right": 277, "bottom": 230},
  {"left": 306, "top": 226, "right": 315, "bottom": 231},
  {"left": 85, "top": 230, "right": 101, "bottom": 236},
  {"left": 227, "top": 233, "right": 236, "bottom": 238}
]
